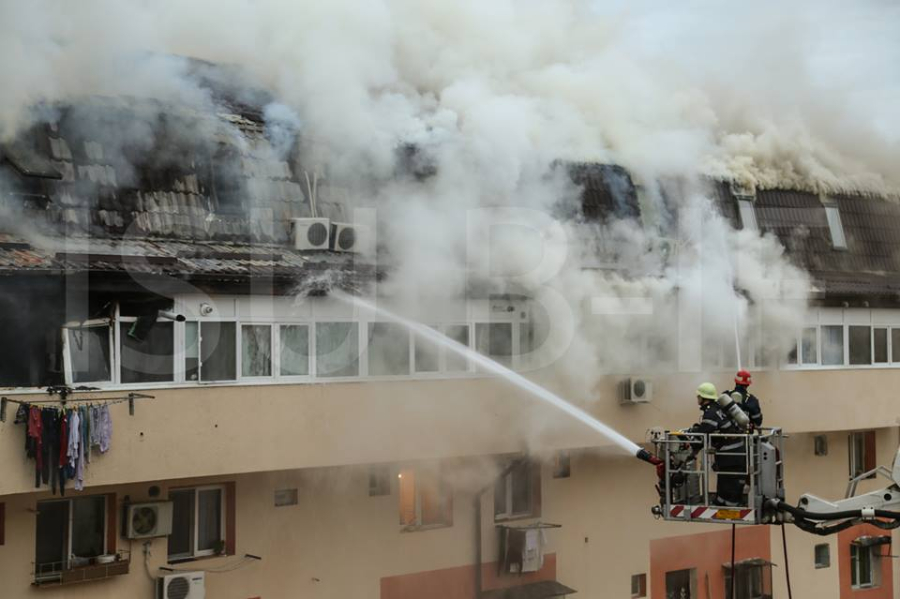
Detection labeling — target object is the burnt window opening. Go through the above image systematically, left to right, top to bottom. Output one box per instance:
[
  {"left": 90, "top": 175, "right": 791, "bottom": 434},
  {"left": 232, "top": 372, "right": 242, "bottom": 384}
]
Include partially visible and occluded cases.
[
  {"left": 564, "top": 163, "right": 640, "bottom": 223},
  {"left": 0, "top": 290, "right": 65, "bottom": 388}
]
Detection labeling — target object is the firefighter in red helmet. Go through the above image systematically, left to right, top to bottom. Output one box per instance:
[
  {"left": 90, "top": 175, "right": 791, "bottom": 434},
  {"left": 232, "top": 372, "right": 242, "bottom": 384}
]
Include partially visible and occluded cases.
[{"left": 725, "top": 369, "right": 762, "bottom": 430}]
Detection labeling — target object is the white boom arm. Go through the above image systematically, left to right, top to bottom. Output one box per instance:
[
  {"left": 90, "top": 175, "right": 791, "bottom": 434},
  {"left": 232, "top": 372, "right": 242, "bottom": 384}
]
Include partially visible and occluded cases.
[{"left": 795, "top": 445, "right": 900, "bottom": 516}]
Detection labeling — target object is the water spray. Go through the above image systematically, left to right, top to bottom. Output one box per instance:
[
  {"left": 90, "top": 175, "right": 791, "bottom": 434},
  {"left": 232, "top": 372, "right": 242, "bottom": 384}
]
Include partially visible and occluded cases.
[{"left": 328, "top": 289, "right": 643, "bottom": 457}]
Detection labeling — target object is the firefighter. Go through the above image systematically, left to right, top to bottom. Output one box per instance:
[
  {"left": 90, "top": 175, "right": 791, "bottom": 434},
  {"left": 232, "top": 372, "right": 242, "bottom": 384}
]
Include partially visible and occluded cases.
[
  {"left": 727, "top": 369, "right": 763, "bottom": 430},
  {"left": 688, "top": 382, "right": 744, "bottom": 506}
]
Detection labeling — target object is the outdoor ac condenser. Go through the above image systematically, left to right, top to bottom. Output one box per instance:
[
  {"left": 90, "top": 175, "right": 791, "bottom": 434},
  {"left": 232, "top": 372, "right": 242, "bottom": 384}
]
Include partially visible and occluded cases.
[
  {"left": 291, "top": 217, "right": 331, "bottom": 250},
  {"left": 330, "top": 222, "right": 373, "bottom": 254},
  {"left": 619, "top": 377, "right": 652, "bottom": 405},
  {"left": 125, "top": 501, "right": 174, "bottom": 539},
  {"left": 158, "top": 571, "right": 205, "bottom": 599}
]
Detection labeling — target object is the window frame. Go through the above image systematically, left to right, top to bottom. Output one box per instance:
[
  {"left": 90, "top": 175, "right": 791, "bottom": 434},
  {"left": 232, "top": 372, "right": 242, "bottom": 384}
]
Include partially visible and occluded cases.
[
  {"left": 117, "top": 316, "right": 177, "bottom": 385},
  {"left": 62, "top": 318, "right": 115, "bottom": 386},
  {"left": 239, "top": 322, "right": 275, "bottom": 379},
  {"left": 849, "top": 431, "right": 877, "bottom": 480},
  {"left": 494, "top": 461, "right": 541, "bottom": 521},
  {"left": 398, "top": 466, "right": 453, "bottom": 530},
  {"left": 167, "top": 484, "right": 228, "bottom": 562},
  {"left": 35, "top": 495, "right": 110, "bottom": 580},
  {"left": 814, "top": 543, "right": 830, "bottom": 569},
  {"left": 850, "top": 544, "right": 879, "bottom": 589}
]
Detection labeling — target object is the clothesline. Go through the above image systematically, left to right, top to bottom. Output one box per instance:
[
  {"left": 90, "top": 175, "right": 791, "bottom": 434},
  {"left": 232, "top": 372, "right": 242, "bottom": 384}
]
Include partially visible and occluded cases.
[{"left": 0, "top": 392, "right": 153, "bottom": 422}]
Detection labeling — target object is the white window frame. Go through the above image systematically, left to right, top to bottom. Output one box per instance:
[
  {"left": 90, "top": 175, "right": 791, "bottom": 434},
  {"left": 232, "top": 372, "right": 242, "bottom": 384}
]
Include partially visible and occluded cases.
[
  {"left": 824, "top": 204, "right": 848, "bottom": 250},
  {"left": 117, "top": 316, "right": 177, "bottom": 386},
  {"left": 62, "top": 318, "right": 115, "bottom": 386},
  {"left": 184, "top": 320, "right": 240, "bottom": 384},
  {"left": 366, "top": 321, "right": 413, "bottom": 377},
  {"left": 239, "top": 322, "right": 275, "bottom": 379},
  {"left": 276, "top": 323, "right": 312, "bottom": 381},
  {"left": 494, "top": 461, "right": 536, "bottom": 521},
  {"left": 168, "top": 484, "right": 226, "bottom": 561},
  {"left": 36, "top": 495, "right": 108, "bottom": 576},
  {"left": 850, "top": 544, "right": 879, "bottom": 589}
]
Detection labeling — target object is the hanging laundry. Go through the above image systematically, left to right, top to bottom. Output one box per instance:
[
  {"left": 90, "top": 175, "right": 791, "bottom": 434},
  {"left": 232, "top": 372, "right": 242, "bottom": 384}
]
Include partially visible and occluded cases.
[{"left": 99, "top": 404, "right": 112, "bottom": 453}]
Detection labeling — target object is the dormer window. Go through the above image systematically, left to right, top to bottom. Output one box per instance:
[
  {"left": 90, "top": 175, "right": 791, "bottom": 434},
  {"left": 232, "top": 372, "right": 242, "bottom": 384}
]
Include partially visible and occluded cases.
[{"left": 737, "top": 199, "right": 758, "bottom": 231}]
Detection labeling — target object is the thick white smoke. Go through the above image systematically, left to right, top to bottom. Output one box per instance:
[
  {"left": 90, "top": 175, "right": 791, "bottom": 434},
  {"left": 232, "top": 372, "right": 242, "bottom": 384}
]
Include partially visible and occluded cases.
[{"left": 1, "top": 0, "right": 894, "bottom": 400}]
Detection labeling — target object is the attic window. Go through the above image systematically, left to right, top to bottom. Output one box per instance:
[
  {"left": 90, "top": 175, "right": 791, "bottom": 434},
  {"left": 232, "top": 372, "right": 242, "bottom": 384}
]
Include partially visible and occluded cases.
[
  {"left": 737, "top": 199, "right": 758, "bottom": 231},
  {"left": 824, "top": 205, "right": 847, "bottom": 249}
]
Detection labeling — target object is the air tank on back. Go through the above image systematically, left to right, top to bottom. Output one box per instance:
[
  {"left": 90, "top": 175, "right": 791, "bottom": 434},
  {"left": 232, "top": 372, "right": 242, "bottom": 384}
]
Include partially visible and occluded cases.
[{"left": 717, "top": 392, "right": 750, "bottom": 430}]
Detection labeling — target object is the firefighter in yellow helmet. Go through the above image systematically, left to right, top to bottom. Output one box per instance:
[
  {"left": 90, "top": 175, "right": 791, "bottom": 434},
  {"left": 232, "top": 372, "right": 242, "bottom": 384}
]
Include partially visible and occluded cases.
[{"left": 687, "top": 382, "right": 744, "bottom": 506}]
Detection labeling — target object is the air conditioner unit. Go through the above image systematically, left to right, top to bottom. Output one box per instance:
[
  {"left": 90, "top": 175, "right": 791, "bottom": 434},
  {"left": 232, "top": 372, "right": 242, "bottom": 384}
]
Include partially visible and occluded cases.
[
  {"left": 291, "top": 217, "right": 331, "bottom": 251},
  {"left": 330, "top": 222, "right": 373, "bottom": 254},
  {"left": 619, "top": 377, "right": 652, "bottom": 404},
  {"left": 125, "top": 501, "right": 173, "bottom": 539},
  {"left": 158, "top": 571, "right": 205, "bottom": 599}
]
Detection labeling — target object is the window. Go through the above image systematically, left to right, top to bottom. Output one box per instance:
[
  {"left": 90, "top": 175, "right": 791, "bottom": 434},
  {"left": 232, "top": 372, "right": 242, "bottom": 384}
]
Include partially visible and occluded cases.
[
  {"left": 737, "top": 199, "right": 757, "bottom": 231},
  {"left": 824, "top": 205, "right": 847, "bottom": 249},
  {"left": 120, "top": 320, "right": 174, "bottom": 383},
  {"left": 63, "top": 322, "right": 112, "bottom": 384},
  {"left": 184, "top": 322, "right": 237, "bottom": 382},
  {"left": 315, "top": 322, "right": 359, "bottom": 377},
  {"left": 367, "top": 322, "right": 410, "bottom": 376},
  {"left": 476, "top": 322, "right": 513, "bottom": 368},
  {"left": 444, "top": 324, "right": 470, "bottom": 372},
  {"left": 241, "top": 325, "right": 272, "bottom": 377},
  {"left": 279, "top": 325, "right": 310, "bottom": 376},
  {"left": 821, "top": 325, "right": 844, "bottom": 366},
  {"left": 849, "top": 326, "right": 871, "bottom": 365},
  {"left": 801, "top": 327, "right": 818, "bottom": 364},
  {"left": 413, "top": 328, "right": 440, "bottom": 373},
  {"left": 874, "top": 328, "right": 889, "bottom": 364},
  {"left": 892, "top": 329, "right": 900, "bottom": 363},
  {"left": 849, "top": 431, "right": 876, "bottom": 479},
  {"left": 814, "top": 435, "right": 828, "bottom": 456},
  {"left": 553, "top": 451, "right": 571, "bottom": 479},
  {"left": 495, "top": 461, "right": 540, "bottom": 520},
  {"left": 369, "top": 466, "right": 391, "bottom": 496},
  {"left": 398, "top": 467, "right": 452, "bottom": 528},
  {"left": 168, "top": 485, "right": 228, "bottom": 560},
  {"left": 274, "top": 489, "right": 298, "bottom": 507},
  {"left": 35, "top": 495, "right": 109, "bottom": 581},
  {"left": 814, "top": 543, "right": 830, "bottom": 568},
  {"left": 851, "top": 544, "right": 879, "bottom": 589},
  {"left": 723, "top": 561, "right": 772, "bottom": 599},
  {"left": 665, "top": 569, "right": 696, "bottom": 599},
  {"left": 631, "top": 573, "right": 647, "bottom": 598}
]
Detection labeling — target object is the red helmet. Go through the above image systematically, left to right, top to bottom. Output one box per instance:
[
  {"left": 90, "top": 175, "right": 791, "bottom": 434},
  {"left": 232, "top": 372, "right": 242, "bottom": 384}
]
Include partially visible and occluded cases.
[{"left": 735, "top": 369, "right": 752, "bottom": 386}]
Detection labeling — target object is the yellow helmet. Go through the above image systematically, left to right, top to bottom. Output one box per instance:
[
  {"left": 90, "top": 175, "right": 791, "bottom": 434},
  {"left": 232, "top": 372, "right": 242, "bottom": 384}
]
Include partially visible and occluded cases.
[{"left": 697, "top": 382, "right": 718, "bottom": 401}]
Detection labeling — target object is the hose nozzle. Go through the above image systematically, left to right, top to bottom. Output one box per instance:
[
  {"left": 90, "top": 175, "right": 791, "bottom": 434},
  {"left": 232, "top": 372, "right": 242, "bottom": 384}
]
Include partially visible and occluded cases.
[{"left": 636, "top": 448, "right": 662, "bottom": 466}]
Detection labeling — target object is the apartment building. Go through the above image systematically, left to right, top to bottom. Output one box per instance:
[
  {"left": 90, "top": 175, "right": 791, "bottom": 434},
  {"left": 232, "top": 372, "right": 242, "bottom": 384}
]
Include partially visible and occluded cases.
[{"left": 0, "top": 87, "right": 899, "bottom": 599}]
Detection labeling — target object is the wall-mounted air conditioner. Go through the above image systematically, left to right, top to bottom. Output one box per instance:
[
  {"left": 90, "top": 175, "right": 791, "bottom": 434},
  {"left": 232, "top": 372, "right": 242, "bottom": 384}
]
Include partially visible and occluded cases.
[
  {"left": 291, "top": 217, "right": 331, "bottom": 251},
  {"left": 330, "top": 222, "right": 372, "bottom": 254},
  {"left": 619, "top": 377, "right": 652, "bottom": 405},
  {"left": 125, "top": 501, "right": 173, "bottom": 539},
  {"left": 158, "top": 571, "right": 205, "bottom": 599}
]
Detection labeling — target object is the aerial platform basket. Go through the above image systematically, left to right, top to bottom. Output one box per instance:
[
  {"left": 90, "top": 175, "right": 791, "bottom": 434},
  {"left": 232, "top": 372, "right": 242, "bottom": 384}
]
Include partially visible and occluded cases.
[{"left": 650, "top": 428, "right": 786, "bottom": 525}]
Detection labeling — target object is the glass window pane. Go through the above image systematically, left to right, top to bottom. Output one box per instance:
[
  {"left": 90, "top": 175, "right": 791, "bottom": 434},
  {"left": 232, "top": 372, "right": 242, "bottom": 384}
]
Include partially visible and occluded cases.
[
  {"left": 738, "top": 199, "right": 757, "bottom": 231},
  {"left": 825, "top": 206, "right": 847, "bottom": 249},
  {"left": 121, "top": 321, "right": 174, "bottom": 383},
  {"left": 185, "top": 322, "right": 199, "bottom": 381},
  {"left": 200, "top": 322, "right": 236, "bottom": 381},
  {"left": 316, "top": 322, "right": 359, "bottom": 377},
  {"left": 367, "top": 322, "right": 410, "bottom": 376},
  {"left": 475, "top": 323, "right": 513, "bottom": 368},
  {"left": 241, "top": 325, "right": 272, "bottom": 377},
  {"left": 280, "top": 325, "right": 309, "bottom": 376},
  {"left": 445, "top": 325, "right": 470, "bottom": 372},
  {"left": 821, "top": 325, "right": 844, "bottom": 365},
  {"left": 67, "top": 326, "right": 111, "bottom": 383},
  {"left": 849, "top": 326, "right": 871, "bottom": 365},
  {"left": 801, "top": 327, "right": 818, "bottom": 364},
  {"left": 414, "top": 328, "right": 439, "bottom": 373},
  {"left": 874, "top": 329, "right": 888, "bottom": 363},
  {"left": 893, "top": 329, "right": 900, "bottom": 363},
  {"left": 787, "top": 340, "right": 798, "bottom": 365},
  {"left": 493, "top": 477, "right": 507, "bottom": 516},
  {"left": 197, "top": 489, "right": 223, "bottom": 552},
  {"left": 168, "top": 490, "right": 194, "bottom": 558},
  {"left": 71, "top": 496, "right": 105, "bottom": 558},
  {"left": 36, "top": 501, "right": 68, "bottom": 573},
  {"left": 851, "top": 546, "right": 859, "bottom": 587}
]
